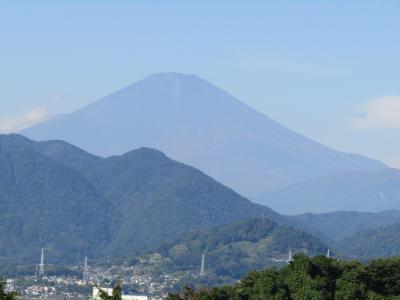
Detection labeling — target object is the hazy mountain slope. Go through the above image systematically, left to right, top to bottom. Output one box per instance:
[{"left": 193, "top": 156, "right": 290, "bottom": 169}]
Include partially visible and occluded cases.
[
  {"left": 22, "top": 72, "right": 385, "bottom": 197},
  {"left": 0, "top": 134, "right": 116, "bottom": 263},
  {"left": 0, "top": 134, "right": 294, "bottom": 262},
  {"left": 0, "top": 135, "right": 304, "bottom": 262},
  {"left": 33, "top": 139, "right": 102, "bottom": 172},
  {"left": 82, "top": 148, "right": 286, "bottom": 255},
  {"left": 260, "top": 169, "right": 400, "bottom": 214},
  {"left": 294, "top": 210, "right": 400, "bottom": 242},
  {"left": 143, "top": 217, "right": 328, "bottom": 282},
  {"left": 337, "top": 220, "right": 400, "bottom": 259}
]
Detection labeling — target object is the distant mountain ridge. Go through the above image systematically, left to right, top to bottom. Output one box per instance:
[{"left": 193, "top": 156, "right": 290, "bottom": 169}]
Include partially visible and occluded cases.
[
  {"left": 21, "top": 73, "right": 385, "bottom": 198},
  {"left": 0, "top": 134, "right": 292, "bottom": 263},
  {"left": 2, "top": 134, "right": 399, "bottom": 265},
  {"left": 32, "top": 139, "right": 102, "bottom": 172},
  {"left": 80, "top": 146, "right": 285, "bottom": 254},
  {"left": 260, "top": 169, "right": 400, "bottom": 214},
  {"left": 294, "top": 210, "right": 400, "bottom": 242},
  {"left": 337, "top": 220, "right": 400, "bottom": 259}
]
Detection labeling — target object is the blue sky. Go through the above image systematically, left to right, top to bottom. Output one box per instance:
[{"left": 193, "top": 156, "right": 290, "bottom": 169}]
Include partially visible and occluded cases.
[{"left": 1, "top": 1, "right": 400, "bottom": 167}]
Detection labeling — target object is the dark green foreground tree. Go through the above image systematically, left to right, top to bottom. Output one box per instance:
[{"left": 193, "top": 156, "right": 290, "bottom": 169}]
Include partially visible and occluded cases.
[
  {"left": 168, "top": 254, "right": 400, "bottom": 299},
  {"left": 0, "top": 281, "right": 16, "bottom": 300},
  {"left": 98, "top": 281, "right": 123, "bottom": 300}
]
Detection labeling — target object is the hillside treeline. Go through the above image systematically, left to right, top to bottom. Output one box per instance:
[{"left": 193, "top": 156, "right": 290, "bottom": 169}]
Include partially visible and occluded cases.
[{"left": 167, "top": 254, "right": 400, "bottom": 299}]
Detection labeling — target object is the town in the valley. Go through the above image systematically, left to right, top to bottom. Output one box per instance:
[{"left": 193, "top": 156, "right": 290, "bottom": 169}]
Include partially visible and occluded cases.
[{"left": 4, "top": 261, "right": 180, "bottom": 300}]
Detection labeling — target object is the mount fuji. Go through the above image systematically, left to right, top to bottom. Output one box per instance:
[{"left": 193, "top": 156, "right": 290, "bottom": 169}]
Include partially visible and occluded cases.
[{"left": 22, "top": 73, "right": 385, "bottom": 197}]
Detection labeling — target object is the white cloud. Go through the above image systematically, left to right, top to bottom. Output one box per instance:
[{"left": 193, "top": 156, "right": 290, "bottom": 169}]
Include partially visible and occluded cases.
[
  {"left": 353, "top": 96, "right": 400, "bottom": 129},
  {"left": 0, "top": 107, "right": 49, "bottom": 134}
]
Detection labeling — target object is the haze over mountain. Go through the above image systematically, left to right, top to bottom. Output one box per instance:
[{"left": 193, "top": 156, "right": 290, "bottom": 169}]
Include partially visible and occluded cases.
[
  {"left": 22, "top": 73, "right": 385, "bottom": 198},
  {"left": 4, "top": 133, "right": 397, "bottom": 267},
  {"left": 0, "top": 134, "right": 290, "bottom": 262},
  {"left": 80, "top": 146, "right": 285, "bottom": 254},
  {"left": 260, "top": 169, "right": 400, "bottom": 214},
  {"left": 294, "top": 210, "right": 400, "bottom": 242},
  {"left": 338, "top": 220, "right": 400, "bottom": 259}
]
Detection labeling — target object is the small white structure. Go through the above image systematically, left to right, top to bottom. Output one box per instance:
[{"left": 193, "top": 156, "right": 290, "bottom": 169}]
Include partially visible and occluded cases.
[
  {"left": 93, "top": 287, "right": 148, "bottom": 300},
  {"left": 93, "top": 287, "right": 112, "bottom": 300},
  {"left": 123, "top": 296, "right": 148, "bottom": 300}
]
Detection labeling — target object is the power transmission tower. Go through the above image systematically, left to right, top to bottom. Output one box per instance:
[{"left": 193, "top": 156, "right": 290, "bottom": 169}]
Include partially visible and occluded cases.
[
  {"left": 38, "top": 248, "right": 45, "bottom": 278},
  {"left": 288, "top": 249, "right": 293, "bottom": 262},
  {"left": 199, "top": 252, "right": 205, "bottom": 276},
  {"left": 83, "top": 256, "right": 88, "bottom": 281}
]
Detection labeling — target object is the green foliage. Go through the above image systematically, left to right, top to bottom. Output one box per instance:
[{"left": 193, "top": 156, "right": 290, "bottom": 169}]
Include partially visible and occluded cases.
[
  {"left": 0, "top": 134, "right": 116, "bottom": 263},
  {"left": 0, "top": 134, "right": 294, "bottom": 265},
  {"left": 83, "top": 147, "right": 285, "bottom": 256},
  {"left": 148, "top": 218, "right": 327, "bottom": 283},
  {"left": 338, "top": 221, "right": 400, "bottom": 259},
  {"left": 169, "top": 255, "right": 400, "bottom": 299},
  {"left": 0, "top": 257, "right": 80, "bottom": 277},
  {"left": 366, "top": 258, "right": 400, "bottom": 296},
  {"left": 335, "top": 267, "right": 367, "bottom": 300},
  {"left": 0, "top": 281, "right": 16, "bottom": 300},
  {"left": 98, "top": 281, "right": 123, "bottom": 300}
]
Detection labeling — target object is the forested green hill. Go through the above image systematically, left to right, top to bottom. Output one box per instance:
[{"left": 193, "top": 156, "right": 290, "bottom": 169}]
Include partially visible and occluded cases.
[
  {"left": 0, "top": 134, "right": 298, "bottom": 264},
  {"left": 0, "top": 134, "right": 116, "bottom": 262},
  {"left": 139, "top": 217, "right": 327, "bottom": 283},
  {"left": 338, "top": 220, "right": 400, "bottom": 259}
]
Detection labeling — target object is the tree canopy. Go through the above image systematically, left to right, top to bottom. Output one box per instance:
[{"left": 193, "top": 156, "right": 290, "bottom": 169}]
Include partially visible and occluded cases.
[
  {"left": 168, "top": 254, "right": 400, "bottom": 299},
  {"left": 0, "top": 281, "right": 16, "bottom": 300}
]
